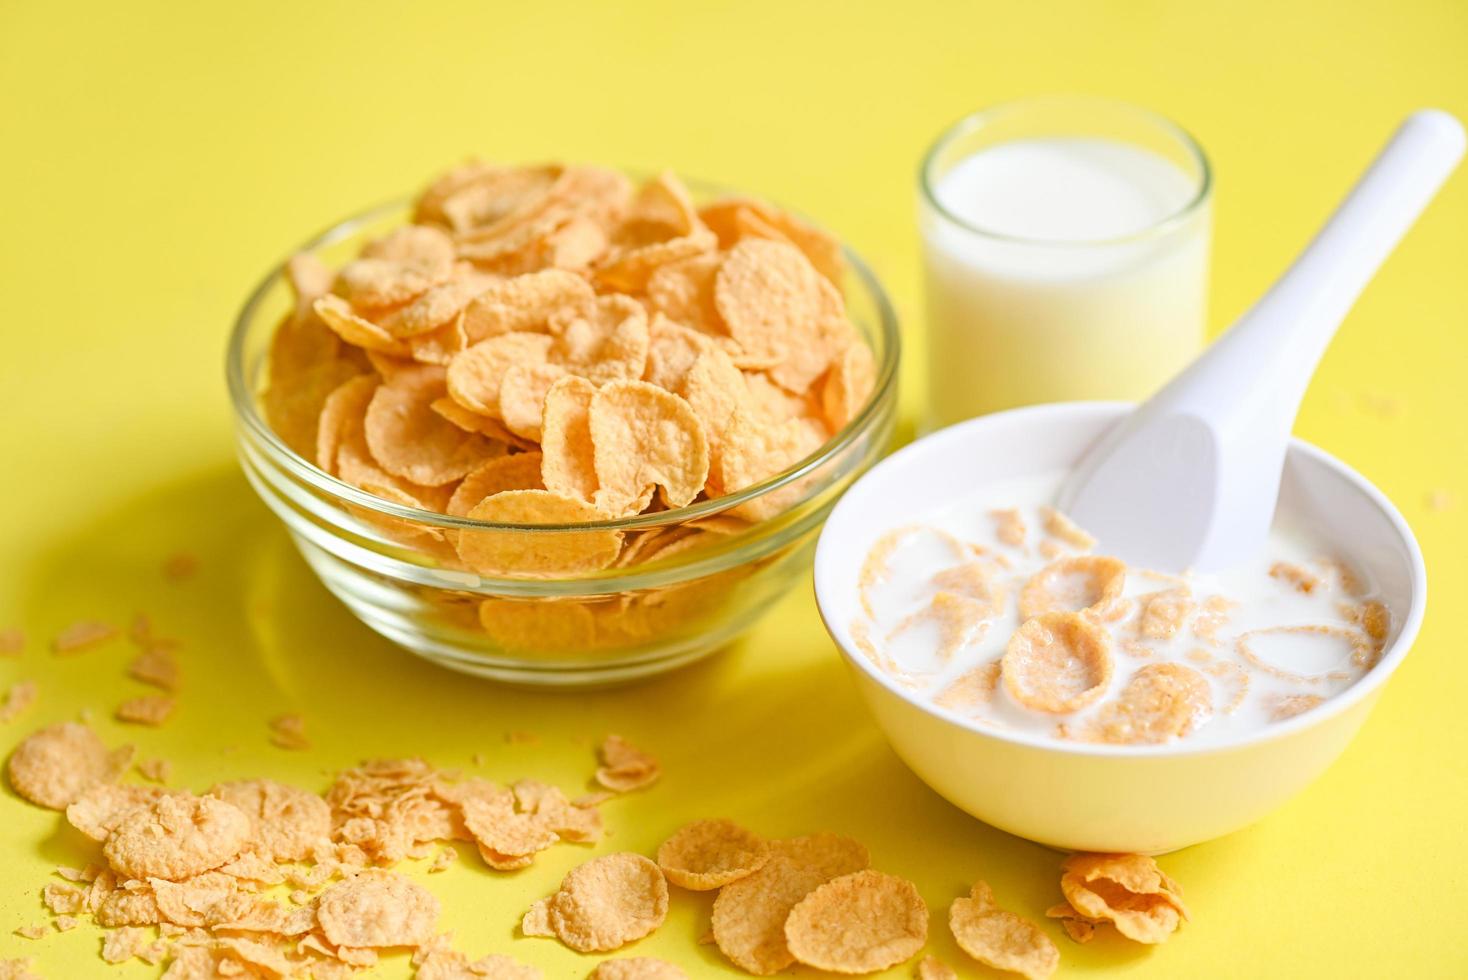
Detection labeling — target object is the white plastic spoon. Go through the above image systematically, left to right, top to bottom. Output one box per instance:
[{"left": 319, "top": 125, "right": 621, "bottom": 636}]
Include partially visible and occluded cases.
[{"left": 1056, "top": 109, "right": 1465, "bottom": 572}]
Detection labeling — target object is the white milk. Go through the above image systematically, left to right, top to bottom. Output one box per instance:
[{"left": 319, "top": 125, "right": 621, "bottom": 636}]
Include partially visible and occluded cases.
[
  {"left": 921, "top": 137, "right": 1209, "bottom": 428},
  {"left": 855, "top": 471, "right": 1391, "bottom": 747}
]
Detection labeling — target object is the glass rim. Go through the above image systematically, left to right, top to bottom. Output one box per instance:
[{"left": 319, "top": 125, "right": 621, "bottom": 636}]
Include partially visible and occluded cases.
[
  {"left": 918, "top": 94, "right": 1213, "bottom": 249},
  {"left": 225, "top": 189, "right": 902, "bottom": 534}
]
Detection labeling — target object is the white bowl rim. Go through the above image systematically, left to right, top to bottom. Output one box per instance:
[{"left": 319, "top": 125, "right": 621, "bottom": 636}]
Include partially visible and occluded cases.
[{"left": 813, "top": 400, "right": 1428, "bottom": 760}]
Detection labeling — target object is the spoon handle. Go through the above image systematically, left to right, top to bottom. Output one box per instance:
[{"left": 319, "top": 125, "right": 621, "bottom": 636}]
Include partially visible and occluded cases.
[{"left": 1204, "top": 109, "right": 1466, "bottom": 422}]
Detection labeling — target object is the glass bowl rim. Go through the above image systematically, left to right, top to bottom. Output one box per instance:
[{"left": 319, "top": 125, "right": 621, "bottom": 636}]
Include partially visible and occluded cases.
[
  {"left": 918, "top": 94, "right": 1213, "bottom": 249},
  {"left": 225, "top": 185, "right": 901, "bottom": 534}
]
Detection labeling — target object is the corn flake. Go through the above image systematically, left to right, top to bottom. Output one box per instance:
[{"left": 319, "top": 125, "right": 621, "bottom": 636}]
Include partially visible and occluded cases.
[
  {"left": 1002, "top": 613, "right": 1113, "bottom": 714},
  {"left": 7, "top": 722, "right": 131, "bottom": 810},
  {"left": 656, "top": 818, "right": 770, "bottom": 891},
  {"left": 1059, "top": 852, "right": 1188, "bottom": 944},
  {"left": 784, "top": 869, "right": 928, "bottom": 974},
  {"left": 948, "top": 881, "right": 1058, "bottom": 980}
]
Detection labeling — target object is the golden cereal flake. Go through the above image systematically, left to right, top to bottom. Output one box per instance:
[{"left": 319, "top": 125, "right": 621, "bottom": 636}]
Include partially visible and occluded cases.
[
  {"left": 1039, "top": 506, "right": 1096, "bottom": 550},
  {"left": 990, "top": 508, "right": 1027, "bottom": 548},
  {"left": 1018, "top": 556, "right": 1126, "bottom": 621},
  {"left": 1137, "top": 588, "right": 1194, "bottom": 640},
  {"left": 888, "top": 592, "right": 994, "bottom": 663},
  {"left": 1002, "top": 613, "right": 1114, "bottom": 715},
  {"left": 52, "top": 620, "right": 118, "bottom": 654},
  {"left": 1237, "top": 625, "right": 1377, "bottom": 682},
  {"left": 0, "top": 628, "right": 24, "bottom": 656},
  {"left": 127, "top": 647, "right": 181, "bottom": 691},
  {"left": 933, "top": 662, "right": 1002, "bottom": 712},
  {"left": 1088, "top": 663, "right": 1213, "bottom": 745},
  {"left": 0, "top": 680, "right": 38, "bottom": 724},
  {"left": 1267, "top": 693, "right": 1326, "bottom": 721},
  {"left": 115, "top": 694, "right": 176, "bottom": 727},
  {"left": 269, "top": 713, "right": 311, "bottom": 751},
  {"left": 6, "top": 722, "right": 131, "bottom": 809},
  {"left": 595, "top": 735, "right": 661, "bottom": 793},
  {"left": 137, "top": 757, "right": 173, "bottom": 784},
  {"left": 210, "top": 779, "right": 332, "bottom": 863},
  {"left": 66, "top": 783, "right": 172, "bottom": 841},
  {"left": 103, "top": 794, "right": 251, "bottom": 881},
  {"left": 656, "top": 818, "right": 770, "bottom": 890},
  {"left": 770, "top": 833, "right": 871, "bottom": 880},
  {"left": 536, "top": 853, "right": 669, "bottom": 953},
  {"left": 1059, "top": 853, "right": 1188, "bottom": 944},
  {"left": 711, "top": 854, "right": 828, "bottom": 975},
  {"left": 317, "top": 870, "right": 440, "bottom": 948},
  {"left": 784, "top": 870, "right": 928, "bottom": 974},
  {"left": 948, "top": 881, "right": 1058, "bottom": 980},
  {"left": 916, "top": 955, "right": 959, "bottom": 980},
  {"left": 586, "top": 958, "right": 688, "bottom": 980},
  {"left": 0, "top": 959, "right": 42, "bottom": 980}
]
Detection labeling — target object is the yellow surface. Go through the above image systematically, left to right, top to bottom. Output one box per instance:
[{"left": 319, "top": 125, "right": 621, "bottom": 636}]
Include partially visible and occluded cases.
[{"left": 1, "top": 0, "right": 1466, "bottom": 976}]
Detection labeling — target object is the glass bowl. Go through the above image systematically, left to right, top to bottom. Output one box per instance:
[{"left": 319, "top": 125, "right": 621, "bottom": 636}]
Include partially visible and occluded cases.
[{"left": 226, "top": 190, "right": 900, "bottom": 686}]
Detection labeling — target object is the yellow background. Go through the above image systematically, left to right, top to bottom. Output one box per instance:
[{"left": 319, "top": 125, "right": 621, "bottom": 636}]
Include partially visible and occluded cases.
[{"left": 2, "top": 0, "right": 1466, "bottom": 976}]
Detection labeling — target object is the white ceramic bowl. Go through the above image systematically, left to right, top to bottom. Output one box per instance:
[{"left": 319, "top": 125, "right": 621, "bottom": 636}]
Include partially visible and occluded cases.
[{"left": 813, "top": 402, "right": 1426, "bottom": 853}]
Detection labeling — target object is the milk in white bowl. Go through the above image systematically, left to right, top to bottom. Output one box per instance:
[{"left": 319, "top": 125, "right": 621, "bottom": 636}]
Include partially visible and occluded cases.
[{"left": 920, "top": 101, "right": 1211, "bottom": 428}]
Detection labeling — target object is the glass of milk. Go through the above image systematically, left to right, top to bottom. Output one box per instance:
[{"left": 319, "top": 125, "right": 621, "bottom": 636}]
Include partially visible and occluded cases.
[{"left": 919, "top": 96, "right": 1212, "bottom": 429}]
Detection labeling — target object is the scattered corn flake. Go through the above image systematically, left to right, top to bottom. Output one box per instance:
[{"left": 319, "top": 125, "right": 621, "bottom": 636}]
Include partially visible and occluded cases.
[
  {"left": 163, "top": 552, "right": 199, "bottom": 581},
  {"left": 1018, "top": 555, "right": 1127, "bottom": 621},
  {"left": 1137, "top": 588, "right": 1193, "bottom": 640},
  {"left": 1002, "top": 613, "right": 1113, "bottom": 714},
  {"left": 52, "top": 620, "right": 118, "bottom": 655},
  {"left": 0, "top": 628, "right": 23, "bottom": 656},
  {"left": 127, "top": 647, "right": 181, "bottom": 692},
  {"left": 1, "top": 680, "right": 38, "bottom": 723},
  {"left": 115, "top": 695, "right": 175, "bottom": 727},
  {"left": 269, "top": 714, "right": 310, "bottom": 751},
  {"left": 6, "top": 722, "right": 132, "bottom": 809},
  {"left": 594, "top": 735, "right": 661, "bottom": 793},
  {"left": 136, "top": 758, "right": 173, "bottom": 784},
  {"left": 210, "top": 778, "right": 332, "bottom": 863},
  {"left": 103, "top": 794, "right": 251, "bottom": 881},
  {"left": 656, "top": 818, "right": 770, "bottom": 890},
  {"left": 770, "top": 833, "right": 871, "bottom": 880},
  {"left": 428, "top": 848, "right": 456, "bottom": 874},
  {"left": 532, "top": 852, "right": 668, "bottom": 953},
  {"left": 1060, "top": 853, "right": 1188, "bottom": 944},
  {"left": 711, "top": 854, "right": 828, "bottom": 975},
  {"left": 784, "top": 869, "right": 928, "bottom": 974},
  {"left": 317, "top": 870, "right": 440, "bottom": 948},
  {"left": 42, "top": 880, "right": 85, "bottom": 914},
  {"left": 949, "top": 881, "right": 1058, "bottom": 980},
  {"left": 52, "top": 915, "right": 77, "bottom": 933},
  {"left": 13, "top": 924, "right": 46, "bottom": 940},
  {"left": 101, "top": 924, "right": 151, "bottom": 963},
  {"left": 916, "top": 954, "right": 958, "bottom": 979},
  {"left": 586, "top": 957, "right": 688, "bottom": 979},
  {"left": 0, "top": 960, "right": 41, "bottom": 980}
]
